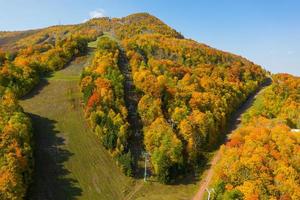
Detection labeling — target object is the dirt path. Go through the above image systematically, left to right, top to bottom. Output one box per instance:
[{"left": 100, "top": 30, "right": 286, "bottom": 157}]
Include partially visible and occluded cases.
[
  {"left": 21, "top": 50, "right": 132, "bottom": 200},
  {"left": 192, "top": 79, "right": 272, "bottom": 200}
]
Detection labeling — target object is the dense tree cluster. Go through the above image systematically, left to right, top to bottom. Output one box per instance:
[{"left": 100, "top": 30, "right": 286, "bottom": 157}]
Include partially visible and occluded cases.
[
  {"left": 121, "top": 33, "right": 267, "bottom": 182},
  {"left": 80, "top": 36, "right": 132, "bottom": 175},
  {"left": 212, "top": 74, "right": 300, "bottom": 199},
  {"left": 0, "top": 91, "right": 32, "bottom": 199},
  {"left": 212, "top": 118, "right": 300, "bottom": 200}
]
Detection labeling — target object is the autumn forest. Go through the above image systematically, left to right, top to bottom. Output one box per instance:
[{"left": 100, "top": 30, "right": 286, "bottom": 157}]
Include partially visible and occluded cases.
[{"left": 0, "top": 13, "right": 299, "bottom": 200}]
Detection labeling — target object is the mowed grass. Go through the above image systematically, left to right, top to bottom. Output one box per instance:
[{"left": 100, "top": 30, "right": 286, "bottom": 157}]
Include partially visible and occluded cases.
[
  {"left": 20, "top": 46, "right": 199, "bottom": 200},
  {"left": 20, "top": 51, "right": 133, "bottom": 200},
  {"left": 128, "top": 179, "right": 198, "bottom": 200}
]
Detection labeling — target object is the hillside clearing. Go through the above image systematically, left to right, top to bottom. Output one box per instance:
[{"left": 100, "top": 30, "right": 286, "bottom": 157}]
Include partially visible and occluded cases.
[{"left": 20, "top": 50, "right": 133, "bottom": 200}]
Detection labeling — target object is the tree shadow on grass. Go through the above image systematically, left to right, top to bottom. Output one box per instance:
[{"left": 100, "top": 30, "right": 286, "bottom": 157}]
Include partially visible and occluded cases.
[
  {"left": 21, "top": 77, "right": 52, "bottom": 100},
  {"left": 26, "top": 113, "right": 82, "bottom": 200}
]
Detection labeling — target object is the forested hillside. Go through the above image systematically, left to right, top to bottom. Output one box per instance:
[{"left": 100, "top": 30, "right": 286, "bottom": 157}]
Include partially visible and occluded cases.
[
  {"left": 6, "top": 12, "right": 297, "bottom": 199},
  {"left": 79, "top": 13, "right": 268, "bottom": 183},
  {"left": 123, "top": 33, "right": 266, "bottom": 183},
  {"left": 211, "top": 74, "right": 300, "bottom": 199}
]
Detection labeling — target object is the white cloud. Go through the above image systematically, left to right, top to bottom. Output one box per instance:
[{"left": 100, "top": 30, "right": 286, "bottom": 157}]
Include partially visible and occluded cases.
[
  {"left": 82, "top": 9, "right": 106, "bottom": 23},
  {"left": 89, "top": 9, "right": 106, "bottom": 19},
  {"left": 287, "top": 50, "right": 294, "bottom": 55}
]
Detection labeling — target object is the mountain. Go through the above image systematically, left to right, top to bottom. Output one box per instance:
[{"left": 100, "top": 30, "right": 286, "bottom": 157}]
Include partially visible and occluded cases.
[
  {"left": 0, "top": 13, "right": 181, "bottom": 51},
  {"left": 1, "top": 13, "right": 298, "bottom": 200},
  {"left": 78, "top": 13, "right": 267, "bottom": 184}
]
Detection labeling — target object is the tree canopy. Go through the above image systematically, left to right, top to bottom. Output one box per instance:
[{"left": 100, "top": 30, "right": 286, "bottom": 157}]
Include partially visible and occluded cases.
[{"left": 212, "top": 74, "right": 300, "bottom": 200}]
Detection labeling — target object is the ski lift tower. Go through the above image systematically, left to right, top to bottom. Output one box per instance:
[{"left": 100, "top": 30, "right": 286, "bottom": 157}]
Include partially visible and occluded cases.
[
  {"left": 143, "top": 152, "right": 150, "bottom": 182},
  {"left": 206, "top": 188, "right": 215, "bottom": 200}
]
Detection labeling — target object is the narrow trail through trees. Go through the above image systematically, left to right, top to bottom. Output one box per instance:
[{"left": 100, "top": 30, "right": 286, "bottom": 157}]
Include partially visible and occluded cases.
[
  {"left": 117, "top": 46, "right": 149, "bottom": 200},
  {"left": 118, "top": 48, "right": 144, "bottom": 176},
  {"left": 192, "top": 78, "right": 272, "bottom": 200}
]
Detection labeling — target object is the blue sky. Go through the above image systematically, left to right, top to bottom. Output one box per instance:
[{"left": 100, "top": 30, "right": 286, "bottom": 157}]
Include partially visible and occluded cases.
[{"left": 0, "top": 0, "right": 299, "bottom": 76}]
